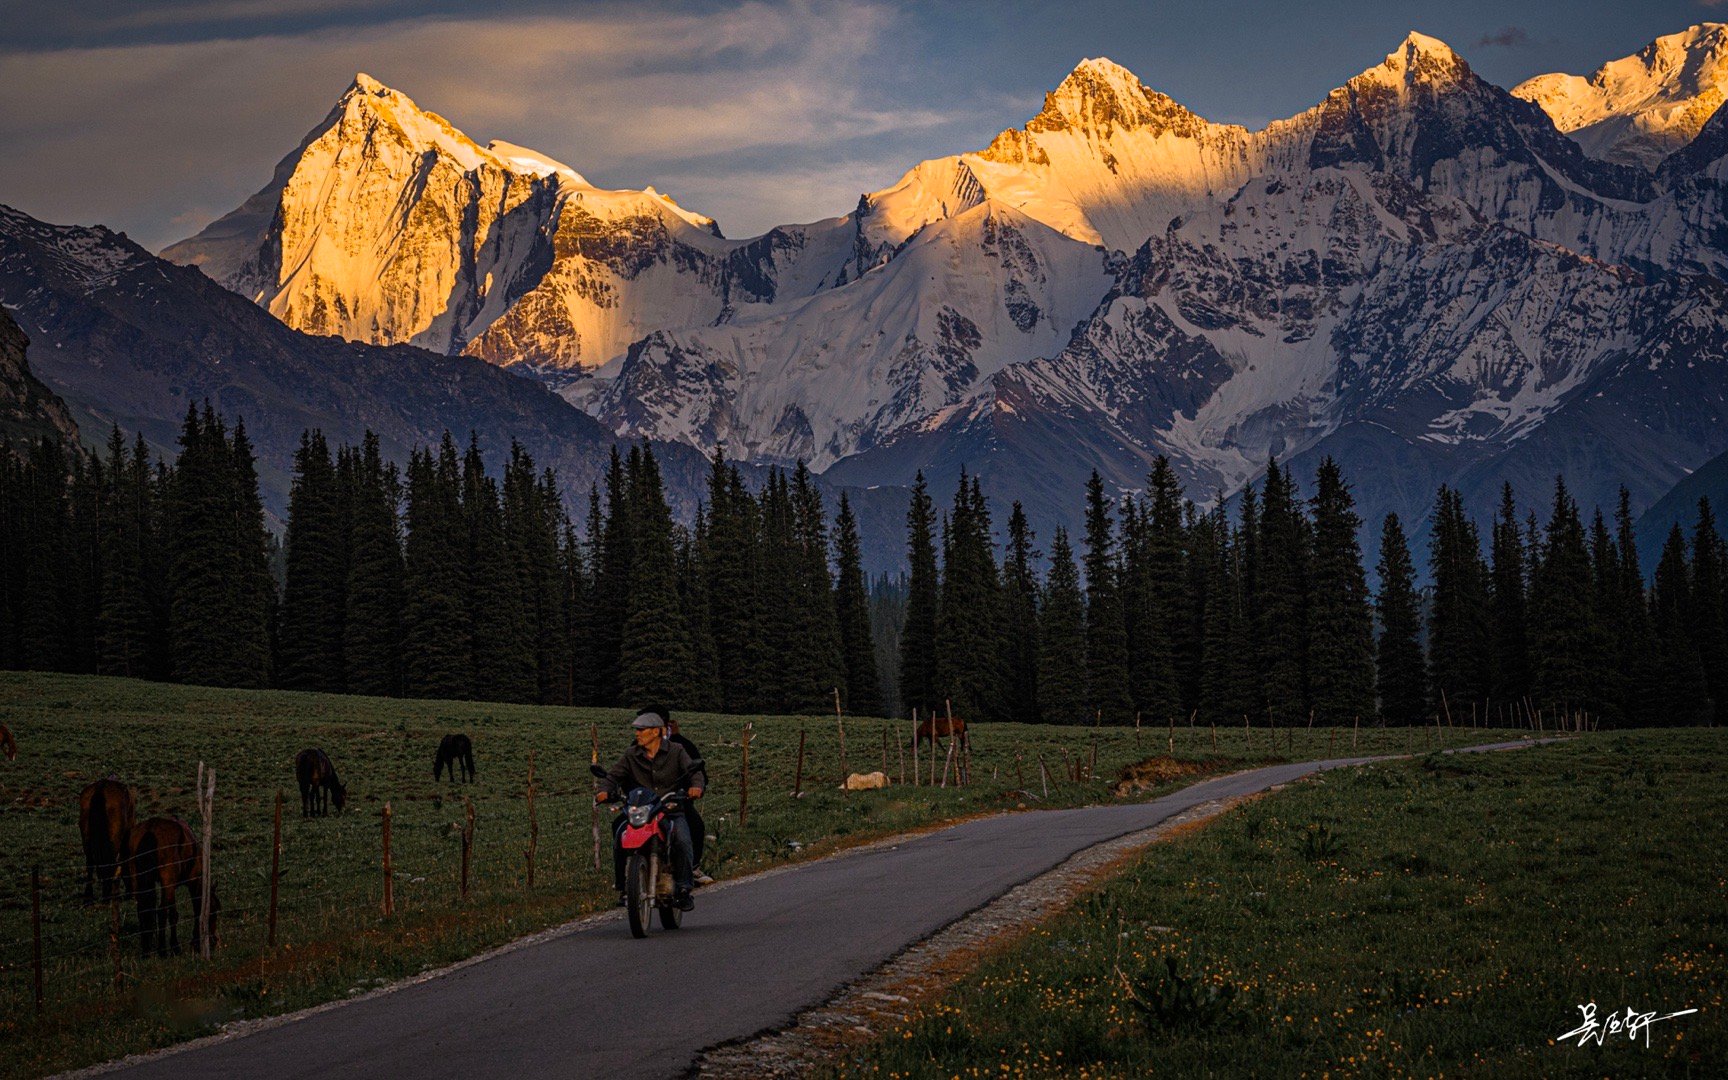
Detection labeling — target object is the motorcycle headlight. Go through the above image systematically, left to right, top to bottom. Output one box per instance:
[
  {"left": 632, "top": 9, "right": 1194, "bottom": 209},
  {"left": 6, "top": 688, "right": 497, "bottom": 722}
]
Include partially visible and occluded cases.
[{"left": 627, "top": 805, "right": 652, "bottom": 827}]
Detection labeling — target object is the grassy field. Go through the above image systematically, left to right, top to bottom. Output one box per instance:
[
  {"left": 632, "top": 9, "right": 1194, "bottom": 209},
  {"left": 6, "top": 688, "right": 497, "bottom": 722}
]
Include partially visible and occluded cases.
[
  {"left": 0, "top": 673, "right": 1521, "bottom": 1078},
  {"left": 833, "top": 729, "right": 1727, "bottom": 1079}
]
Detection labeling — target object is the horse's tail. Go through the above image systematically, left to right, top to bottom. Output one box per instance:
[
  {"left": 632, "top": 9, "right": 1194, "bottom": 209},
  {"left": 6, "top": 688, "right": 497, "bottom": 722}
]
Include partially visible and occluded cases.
[
  {"left": 87, "top": 783, "right": 113, "bottom": 866},
  {"left": 130, "top": 824, "right": 159, "bottom": 899}
]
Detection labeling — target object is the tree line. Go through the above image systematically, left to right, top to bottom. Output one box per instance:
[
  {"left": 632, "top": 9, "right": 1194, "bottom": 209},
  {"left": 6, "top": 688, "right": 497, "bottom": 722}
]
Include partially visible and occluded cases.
[{"left": 2, "top": 408, "right": 1724, "bottom": 728}]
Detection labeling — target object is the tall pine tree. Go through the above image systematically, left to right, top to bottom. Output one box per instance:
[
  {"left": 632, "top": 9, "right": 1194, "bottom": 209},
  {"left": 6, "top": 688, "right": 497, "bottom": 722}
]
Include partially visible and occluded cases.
[{"left": 1376, "top": 513, "right": 1426, "bottom": 725}]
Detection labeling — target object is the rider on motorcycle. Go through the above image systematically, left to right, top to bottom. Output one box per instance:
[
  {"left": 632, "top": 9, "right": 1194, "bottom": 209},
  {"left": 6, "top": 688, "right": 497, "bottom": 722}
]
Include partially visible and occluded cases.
[{"left": 596, "top": 710, "right": 706, "bottom": 910}]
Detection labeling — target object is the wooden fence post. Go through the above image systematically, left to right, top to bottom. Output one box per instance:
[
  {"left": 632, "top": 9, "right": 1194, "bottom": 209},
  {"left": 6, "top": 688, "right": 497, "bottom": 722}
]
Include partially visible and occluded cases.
[
  {"left": 834, "top": 688, "right": 848, "bottom": 781},
  {"left": 946, "top": 699, "right": 965, "bottom": 786},
  {"left": 911, "top": 710, "right": 919, "bottom": 788},
  {"left": 1135, "top": 711, "right": 1142, "bottom": 746},
  {"left": 1353, "top": 715, "right": 1359, "bottom": 752},
  {"left": 739, "top": 721, "right": 753, "bottom": 829},
  {"left": 590, "top": 723, "right": 602, "bottom": 873},
  {"left": 1210, "top": 723, "right": 1217, "bottom": 754},
  {"left": 792, "top": 727, "right": 807, "bottom": 797},
  {"left": 941, "top": 733, "right": 957, "bottom": 788},
  {"left": 526, "top": 751, "right": 538, "bottom": 889},
  {"left": 1036, "top": 752, "right": 1051, "bottom": 798},
  {"left": 197, "top": 762, "right": 214, "bottom": 959},
  {"left": 268, "top": 789, "right": 282, "bottom": 947},
  {"left": 462, "top": 798, "right": 474, "bottom": 901},
  {"left": 382, "top": 802, "right": 394, "bottom": 916},
  {"left": 32, "top": 865, "right": 43, "bottom": 1013}
]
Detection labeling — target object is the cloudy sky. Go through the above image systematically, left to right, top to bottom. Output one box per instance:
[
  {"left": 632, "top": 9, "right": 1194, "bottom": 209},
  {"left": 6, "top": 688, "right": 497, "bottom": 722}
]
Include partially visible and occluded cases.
[{"left": 0, "top": 0, "right": 1717, "bottom": 250}]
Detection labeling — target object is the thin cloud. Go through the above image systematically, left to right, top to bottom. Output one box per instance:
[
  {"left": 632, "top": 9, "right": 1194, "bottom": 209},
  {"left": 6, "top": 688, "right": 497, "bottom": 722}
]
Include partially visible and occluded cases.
[
  {"left": 0, "top": 0, "right": 1013, "bottom": 247},
  {"left": 1476, "top": 26, "right": 1532, "bottom": 48}
]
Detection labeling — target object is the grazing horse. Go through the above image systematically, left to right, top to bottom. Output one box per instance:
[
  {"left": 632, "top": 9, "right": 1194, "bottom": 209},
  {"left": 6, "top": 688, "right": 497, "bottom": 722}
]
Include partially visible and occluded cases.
[
  {"left": 914, "top": 714, "right": 969, "bottom": 750},
  {"left": 0, "top": 722, "right": 16, "bottom": 760},
  {"left": 434, "top": 733, "right": 475, "bottom": 783},
  {"left": 295, "top": 748, "right": 347, "bottom": 816},
  {"left": 79, "top": 777, "right": 136, "bottom": 904},
  {"left": 128, "top": 816, "right": 217, "bottom": 957}
]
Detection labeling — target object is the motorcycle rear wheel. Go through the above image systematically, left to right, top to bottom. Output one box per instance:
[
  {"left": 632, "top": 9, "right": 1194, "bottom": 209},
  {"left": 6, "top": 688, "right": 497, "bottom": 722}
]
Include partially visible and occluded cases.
[{"left": 626, "top": 852, "right": 651, "bottom": 938}]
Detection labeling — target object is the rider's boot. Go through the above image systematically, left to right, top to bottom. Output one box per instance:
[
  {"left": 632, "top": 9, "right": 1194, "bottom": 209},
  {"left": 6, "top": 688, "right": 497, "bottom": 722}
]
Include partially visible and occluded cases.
[{"left": 674, "top": 888, "right": 695, "bottom": 912}]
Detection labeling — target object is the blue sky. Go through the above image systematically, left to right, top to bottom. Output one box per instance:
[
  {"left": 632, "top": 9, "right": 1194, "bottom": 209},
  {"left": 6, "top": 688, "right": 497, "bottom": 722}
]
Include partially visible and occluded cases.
[{"left": 0, "top": 0, "right": 1719, "bottom": 249}]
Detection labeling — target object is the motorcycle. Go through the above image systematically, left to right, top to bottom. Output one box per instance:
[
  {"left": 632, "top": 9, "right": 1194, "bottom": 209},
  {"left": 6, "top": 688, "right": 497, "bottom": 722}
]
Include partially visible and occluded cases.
[{"left": 590, "top": 760, "right": 704, "bottom": 938}]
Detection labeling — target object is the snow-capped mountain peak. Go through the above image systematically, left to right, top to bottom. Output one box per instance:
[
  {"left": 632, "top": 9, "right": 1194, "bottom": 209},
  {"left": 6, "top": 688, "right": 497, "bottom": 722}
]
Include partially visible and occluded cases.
[{"left": 1514, "top": 23, "right": 1728, "bottom": 169}]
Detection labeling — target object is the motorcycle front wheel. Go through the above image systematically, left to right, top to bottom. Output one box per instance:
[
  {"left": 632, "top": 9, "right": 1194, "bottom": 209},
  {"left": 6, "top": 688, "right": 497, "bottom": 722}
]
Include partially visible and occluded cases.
[{"left": 626, "top": 852, "right": 651, "bottom": 938}]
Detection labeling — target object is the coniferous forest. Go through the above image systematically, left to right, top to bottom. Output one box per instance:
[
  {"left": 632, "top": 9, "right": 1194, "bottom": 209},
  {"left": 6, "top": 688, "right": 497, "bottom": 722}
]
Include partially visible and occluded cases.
[{"left": 3, "top": 407, "right": 1726, "bottom": 729}]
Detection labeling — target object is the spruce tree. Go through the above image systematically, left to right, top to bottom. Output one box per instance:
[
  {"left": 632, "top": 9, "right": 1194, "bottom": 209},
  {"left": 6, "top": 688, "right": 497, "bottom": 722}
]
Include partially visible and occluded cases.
[
  {"left": 226, "top": 418, "right": 276, "bottom": 687},
  {"left": 96, "top": 427, "right": 157, "bottom": 678},
  {"left": 278, "top": 430, "right": 347, "bottom": 691},
  {"left": 344, "top": 433, "right": 405, "bottom": 697},
  {"left": 402, "top": 436, "right": 472, "bottom": 699},
  {"left": 19, "top": 438, "right": 70, "bottom": 671},
  {"left": 465, "top": 438, "right": 535, "bottom": 703},
  {"left": 619, "top": 444, "right": 696, "bottom": 707},
  {"left": 503, "top": 445, "right": 569, "bottom": 703},
  {"left": 592, "top": 447, "right": 632, "bottom": 705},
  {"left": 65, "top": 448, "right": 103, "bottom": 673},
  {"left": 701, "top": 449, "right": 757, "bottom": 713},
  {"left": 1144, "top": 458, "right": 1187, "bottom": 722},
  {"left": 1256, "top": 459, "right": 1309, "bottom": 724},
  {"left": 1307, "top": 459, "right": 1375, "bottom": 724},
  {"left": 786, "top": 463, "right": 844, "bottom": 712},
  {"left": 938, "top": 471, "right": 1003, "bottom": 721},
  {"left": 1083, "top": 471, "right": 1132, "bottom": 722},
  {"left": 899, "top": 472, "right": 940, "bottom": 720},
  {"left": 1528, "top": 478, "right": 1611, "bottom": 720},
  {"left": 1488, "top": 484, "right": 1530, "bottom": 715},
  {"left": 1427, "top": 486, "right": 1491, "bottom": 720},
  {"left": 1612, "top": 490, "right": 1659, "bottom": 727},
  {"left": 834, "top": 493, "right": 883, "bottom": 717},
  {"left": 1690, "top": 499, "right": 1728, "bottom": 723},
  {"left": 1001, "top": 502, "right": 1041, "bottom": 724},
  {"left": 1197, "top": 509, "right": 1237, "bottom": 723},
  {"left": 1588, "top": 509, "right": 1629, "bottom": 724},
  {"left": 1376, "top": 514, "right": 1426, "bottom": 725},
  {"left": 676, "top": 516, "right": 721, "bottom": 711},
  {"left": 1651, "top": 525, "right": 1712, "bottom": 725},
  {"left": 1038, "top": 527, "right": 1089, "bottom": 723}
]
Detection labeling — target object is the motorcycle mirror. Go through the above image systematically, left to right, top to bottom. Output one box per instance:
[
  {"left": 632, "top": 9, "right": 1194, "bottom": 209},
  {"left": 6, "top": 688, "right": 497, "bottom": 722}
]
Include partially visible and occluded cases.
[{"left": 588, "top": 763, "right": 607, "bottom": 779}]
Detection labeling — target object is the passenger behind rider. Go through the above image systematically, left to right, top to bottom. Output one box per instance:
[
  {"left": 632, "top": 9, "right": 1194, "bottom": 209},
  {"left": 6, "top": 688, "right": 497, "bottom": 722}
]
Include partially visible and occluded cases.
[
  {"left": 659, "top": 709, "right": 715, "bottom": 887},
  {"left": 596, "top": 710, "right": 705, "bottom": 910}
]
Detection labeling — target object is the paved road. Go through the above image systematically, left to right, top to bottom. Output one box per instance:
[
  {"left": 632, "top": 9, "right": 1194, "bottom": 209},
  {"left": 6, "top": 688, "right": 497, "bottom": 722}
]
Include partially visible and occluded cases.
[{"left": 102, "top": 744, "right": 1540, "bottom": 1079}]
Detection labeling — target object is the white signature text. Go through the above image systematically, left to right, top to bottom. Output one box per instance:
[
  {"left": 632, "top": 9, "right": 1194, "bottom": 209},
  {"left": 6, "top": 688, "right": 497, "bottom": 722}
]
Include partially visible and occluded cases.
[{"left": 1556, "top": 1002, "right": 1698, "bottom": 1048}]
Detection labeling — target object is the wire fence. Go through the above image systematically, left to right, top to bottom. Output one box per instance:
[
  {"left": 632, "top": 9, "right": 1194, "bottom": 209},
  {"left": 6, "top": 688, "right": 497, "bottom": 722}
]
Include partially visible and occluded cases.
[{"left": 1, "top": 715, "right": 1531, "bottom": 1037}]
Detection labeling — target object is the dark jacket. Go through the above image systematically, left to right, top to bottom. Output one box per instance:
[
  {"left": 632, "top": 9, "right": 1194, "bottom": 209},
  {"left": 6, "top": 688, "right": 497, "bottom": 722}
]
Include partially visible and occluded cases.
[{"left": 602, "top": 740, "right": 705, "bottom": 799}]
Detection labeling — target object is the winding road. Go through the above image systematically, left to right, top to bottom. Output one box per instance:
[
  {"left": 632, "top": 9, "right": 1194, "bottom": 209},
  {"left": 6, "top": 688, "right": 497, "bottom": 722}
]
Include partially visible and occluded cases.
[{"left": 92, "top": 744, "right": 1541, "bottom": 1079}]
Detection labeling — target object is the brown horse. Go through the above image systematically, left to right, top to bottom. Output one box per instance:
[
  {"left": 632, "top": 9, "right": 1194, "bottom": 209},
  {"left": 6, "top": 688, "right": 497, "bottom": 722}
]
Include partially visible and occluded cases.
[
  {"left": 914, "top": 714, "right": 968, "bottom": 749},
  {"left": 0, "top": 722, "right": 16, "bottom": 760},
  {"left": 434, "top": 733, "right": 475, "bottom": 783},
  {"left": 296, "top": 748, "right": 347, "bottom": 816},
  {"left": 79, "top": 777, "right": 136, "bottom": 905},
  {"left": 128, "top": 816, "right": 217, "bottom": 957}
]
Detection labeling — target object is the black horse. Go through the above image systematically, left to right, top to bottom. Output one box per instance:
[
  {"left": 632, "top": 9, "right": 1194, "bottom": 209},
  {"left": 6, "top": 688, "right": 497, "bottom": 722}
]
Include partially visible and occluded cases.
[
  {"left": 434, "top": 733, "right": 476, "bottom": 783},
  {"left": 295, "top": 748, "right": 347, "bottom": 816}
]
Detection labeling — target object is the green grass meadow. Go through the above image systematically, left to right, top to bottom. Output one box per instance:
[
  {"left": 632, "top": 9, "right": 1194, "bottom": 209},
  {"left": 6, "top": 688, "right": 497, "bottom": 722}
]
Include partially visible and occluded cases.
[
  {"left": 0, "top": 672, "right": 1521, "bottom": 1078},
  {"left": 833, "top": 730, "right": 1727, "bottom": 1079}
]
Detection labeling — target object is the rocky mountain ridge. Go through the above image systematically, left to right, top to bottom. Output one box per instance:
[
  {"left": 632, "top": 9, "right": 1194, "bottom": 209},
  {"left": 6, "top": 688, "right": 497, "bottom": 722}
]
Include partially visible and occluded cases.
[{"left": 152, "top": 24, "right": 1728, "bottom": 558}]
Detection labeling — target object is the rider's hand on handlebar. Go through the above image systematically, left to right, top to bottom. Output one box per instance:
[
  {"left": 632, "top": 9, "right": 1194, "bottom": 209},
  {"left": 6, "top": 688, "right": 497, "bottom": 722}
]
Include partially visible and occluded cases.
[{"left": 687, "top": 786, "right": 703, "bottom": 798}]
